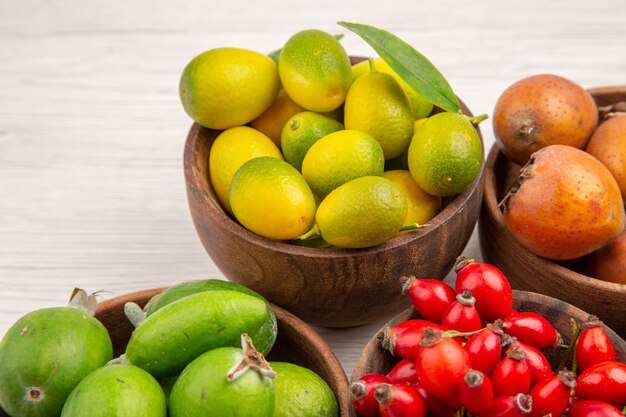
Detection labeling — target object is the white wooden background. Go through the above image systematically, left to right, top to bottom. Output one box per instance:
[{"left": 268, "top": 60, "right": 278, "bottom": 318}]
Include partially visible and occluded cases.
[{"left": 1, "top": 0, "right": 625, "bottom": 378}]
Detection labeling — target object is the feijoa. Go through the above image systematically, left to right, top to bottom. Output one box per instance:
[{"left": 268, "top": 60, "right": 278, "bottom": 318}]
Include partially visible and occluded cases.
[
  {"left": 0, "top": 290, "right": 113, "bottom": 417},
  {"left": 61, "top": 364, "right": 166, "bottom": 417}
]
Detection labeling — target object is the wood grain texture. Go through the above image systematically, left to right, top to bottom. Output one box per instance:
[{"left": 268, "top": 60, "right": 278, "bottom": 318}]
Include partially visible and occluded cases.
[
  {"left": 1, "top": 0, "right": 626, "bottom": 377},
  {"left": 479, "top": 87, "right": 626, "bottom": 337},
  {"left": 350, "top": 290, "right": 626, "bottom": 417}
]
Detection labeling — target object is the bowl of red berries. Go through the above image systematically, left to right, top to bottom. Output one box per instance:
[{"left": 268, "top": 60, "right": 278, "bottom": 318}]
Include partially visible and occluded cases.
[{"left": 349, "top": 257, "right": 626, "bottom": 417}]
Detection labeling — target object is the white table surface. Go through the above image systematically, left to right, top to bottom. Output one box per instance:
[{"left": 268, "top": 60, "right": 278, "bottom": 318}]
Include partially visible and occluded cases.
[{"left": 1, "top": 0, "right": 625, "bottom": 378}]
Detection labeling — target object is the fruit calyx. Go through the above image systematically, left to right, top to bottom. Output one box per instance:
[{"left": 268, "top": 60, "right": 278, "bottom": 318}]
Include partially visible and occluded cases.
[
  {"left": 498, "top": 152, "right": 536, "bottom": 209},
  {"left": 454, "top": 256, "right": 475, "bottom": 272},
  {"left": 400, "top": 276, "right": 416, "bottom": 295},
  {"left": 67, "top": 288, "right": 98, "bottom": 316},
  {"left": 456, "top": 290, "right": 476, "bottom": 306},
  {"left": 582, "top": 315, "right": 604, "bottom": 328},
  {"left": 420, "top": 327, "right": 444, "bottom": 347},
  {"left": 227, "top": 333, "right": 276, "bottom": 381},
  {"left": 506, "top": 345, "right": 527, "bottom": 362},
  {"left": 464, "top": 369, "right": 484, "bottom": 388},
  {"left": 558, "top": 369, "right": 577, "bottom": 389},
  {"left": 349, "top": 380, "right": 368, "bottom": 400},
  {"left": 373, "top": 383, "right": 392, "bottom": 404},
  {"left": 26, "top": 386, "right": 45, "bottom": 403},
  {"left": 514, "top": 393, "right": 533, "bottom": 413}
]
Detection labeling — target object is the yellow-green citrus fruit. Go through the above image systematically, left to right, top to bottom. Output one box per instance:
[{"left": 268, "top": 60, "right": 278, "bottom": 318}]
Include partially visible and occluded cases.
[
  {"left": 279, "top": 30, "right": 352, "bottom": 112},
  {"left": 179, "top": 47, "right": 280, "bottom": 130},
  {"left": 351, "top": 58, "right": 434, "bottom": 119},
  {"left": 344, "top": 71, "right": 414, "bottom": 160},
  {"left": 251, "top": 89, "right": 305, "bottom": 147},
  {"left": 281, "top": 111, "right": 344, "bottom": 172},
  {"left": 408, "top": 112, "right": 483, "bottom": 197},
  {"left": 209, "top": 126, "right": 283, "bottom": 214},
  {"left": 301, "top": 130, "right": 384, "bottom": 198},
  {"left": 230, "top": 157, "right": 316, "bottom": 240},
  {"left": 382, "top": 170, "right": 442, "bottom": 230},
  {"left": 316, "top": 176, "right": 408, "bottom": 248},
  {"left": 270, "top": 362, "right": 338, "bottom": 417}
]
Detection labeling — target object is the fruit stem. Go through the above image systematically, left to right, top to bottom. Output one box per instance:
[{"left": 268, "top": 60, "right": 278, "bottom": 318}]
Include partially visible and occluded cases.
[
  {"left": 367, "top": 57, "right": 378, "bottom": 73},
  {"left": 463, "top": 113, "right": 489, "bottom": 125},
  {"left": 399, "top": 222, "right": 427, "bottom": 232},
  {"left": 296, "top": 224, "right": 322, "bottom": 241},
  {"left": 557, "top": 318, "right": 581, "bottom": 373},
  {"left": 443, "top": 328, "right": 483, "bottom": 339},
  {"left": 227, "top": 334, "right": 276, "bottom": 381}
]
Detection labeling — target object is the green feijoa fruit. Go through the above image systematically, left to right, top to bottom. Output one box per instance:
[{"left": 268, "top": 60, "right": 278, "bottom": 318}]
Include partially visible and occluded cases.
[
  {"left": 140, "top": 279, "right": 277, "bottom": 356},
  {"left": 144, "top": 279, "right": 264, "bottom": 315},
  {"left": 0, "top": 290, "right": 113, "bottom": 417},
  {"left": 124, "top": 290, "right": 274, "bottom": 378},
  {"left": 169, "top": 334, "right": 275, "bottom": 417},
  {"left": 271, "top": 362, "right": 339, "bottom": 417},
  {"left": 61, "top": 364, "right": 166, "bottom": 417}
]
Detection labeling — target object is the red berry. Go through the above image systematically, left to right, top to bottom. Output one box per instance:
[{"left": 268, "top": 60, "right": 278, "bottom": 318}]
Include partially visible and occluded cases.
[
  {"left": 454, "top": 257, "right": 513, "bottom": 322},
  {"left": 401, "top": 277, "right": 455, "bottom": 323},
  {"left": 441, "top": 291, "right": 482, "bottom": 332},
  {"left": 502, "top": 311, "right": 561, "bottom": 349},
  {"left": 575, "top": 316, "right": 616, "bottom": 373},
  {"left": 381, "top": 321, "right": 447, "bottom": 362},
  {"left": 465, "top": 323, "right": 504, "bottom": 375},
  {"left": 414, "top": 328, "right": 470, "bottom": 410},
  {"left": 506, "top": 340, "right": 552, "bottom": 387},
  {"left": 490, "top": 345, "right": 531, "bottom": 397},
  {"left": 385, "top": 359, "right": 419, "bottom": 385},
  {"left": 576, "top": 360, "right": 626, "bottom": 406},
  {"left": 458, "top": 369, "right": 494, "bottom": 413},
  {"left": 528, "top": 370, "right": 576, "bottom": 417},
  {"left": 350, "top": 373, "right": 390, "bottom": 417},
  {"left": 410, "top": 380, "right": 455, "bottom": 417},
  {"left": 374, "top": 383, "right": 426, "bottom": 417},
  {"left": 480, "top": 394, "right": 533, "bottom": 417},
  {"left": 568, "top": 399, "right": 625, "bottom": 417}
]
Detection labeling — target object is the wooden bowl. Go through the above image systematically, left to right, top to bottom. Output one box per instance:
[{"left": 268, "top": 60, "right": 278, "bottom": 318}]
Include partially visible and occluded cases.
[
  {"left": 184, "top": 57, "right": 485, "bottom": 327},
  {"left": 479, "top": 86, "right": 626, "bottom": 337},
  {"left": 0, "top": 288, "right": 350, "bottom": 417},
  {"left": 350, "top": 289, "right": 626, "bottom": 417}
]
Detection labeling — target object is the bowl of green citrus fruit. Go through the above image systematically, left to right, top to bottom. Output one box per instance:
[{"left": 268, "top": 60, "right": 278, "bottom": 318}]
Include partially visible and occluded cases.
[{"left": 182, "top": 22, "right": 486, "bottom": 327}]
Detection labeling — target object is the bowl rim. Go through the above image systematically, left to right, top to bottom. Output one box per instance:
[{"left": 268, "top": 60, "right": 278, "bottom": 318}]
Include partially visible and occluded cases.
[
  {"left": 482, "top": 86, "right": 626, "bottom": 290},
  {"left": 184, "top": 97, "right": 485, "bottom": 258}
]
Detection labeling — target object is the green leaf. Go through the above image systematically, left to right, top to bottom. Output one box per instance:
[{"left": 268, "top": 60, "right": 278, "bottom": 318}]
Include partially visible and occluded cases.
[
  {"left": 337, "top": 21, "right": 461, "bottom": 114},
  {"left": 268, "top": 33, "right": 345, "bottom": 65}
]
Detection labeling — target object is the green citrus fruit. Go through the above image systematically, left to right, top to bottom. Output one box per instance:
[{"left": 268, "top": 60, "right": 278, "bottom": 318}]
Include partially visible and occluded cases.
[
  {"left": 279, "top": 30, "right": 352, "bottom": 112},
  {"left": 179, "top": 47, "right": 280, "bottom": 130},
  {"left": 351, "top": 57, "right": 433, "bottom": 119},
  {"left": 344, "top": 70, "right": 414, "bottom": 160},
  {"left": 251, "top": 89, "right": 305, "bottom": 147},
  {"left": 281, "top": 111, "right": 344, "bottom": 172},
  {"left": 408, "top": 112, "right": 483, "bottom": 197},
  {"left": 209, "top": 126, "right": 283, "bottom": 214},
  {"left": 301, "top": 130, "right": 384, "bottom": 198},
  {"left": 230, "top": 157, "right": 316, "bottom": 240},
  {"left": 382, "top": 170, "right": 441, "bottom": 230},
  {"left": 315, "top": 176, "right": 408, "bottom": 248},
  {"left": 270, "top": 362, "right": 338, "bottom": 417}
]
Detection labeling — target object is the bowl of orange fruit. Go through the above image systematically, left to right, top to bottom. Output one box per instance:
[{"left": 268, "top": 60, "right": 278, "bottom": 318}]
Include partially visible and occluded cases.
[
  {"left": 182, "top": 23, "right": 486, "bottom": 327},
  {"left": 479, "top": 77, "right": 626, "bottom": 336}
]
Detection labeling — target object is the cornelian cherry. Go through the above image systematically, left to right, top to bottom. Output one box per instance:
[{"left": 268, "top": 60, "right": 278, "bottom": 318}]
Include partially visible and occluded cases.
[
  {"left": 454, "top": 257, "right": 513, "bottom": 322},
  {"left": 401, "top": 277, "right": 455, "bottom": 323},
  {"left": 441, "top": 290, "right": 482, "bottom": 332},
  {"left": 503, "top": 311, "right": 561, "bottom": 349},
  {"left": 575, "top": 316, "right": 616, "bottom": 373},
  {"left": 465, "top": 323, "right": 504, "bottom": 375},
  {"left": 490, "top": 345, "right": 531, "bottom": 397},
  {"left": 385, "top": 359, "right": 419, "bottom": 385},
  {"left": 458, "top": 369, "right": 494, "bottom": 413},
  {"left": 528, "top": 370, "right": 576, "bottom": 417},
  {"left": 350, "top": 373, "right": 390, "bottom": 417},
  {"left": 374, "top": 383, "right": 426, "bottom": 417},
  {"left": 480, "top": 394, "right": 533, "bottom": 417},
  {"left": 568, "top": 399, "right": 625, "bottom": 417}
]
